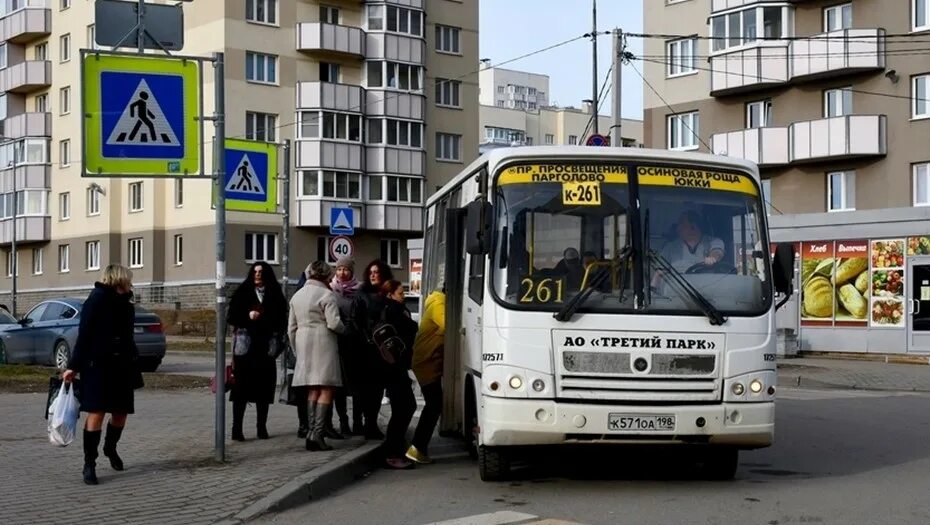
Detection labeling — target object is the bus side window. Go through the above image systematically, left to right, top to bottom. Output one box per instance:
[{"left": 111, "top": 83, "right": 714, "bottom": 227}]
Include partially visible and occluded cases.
[{"left": 468, "top": 253, "right": 485, "bottom": 305}]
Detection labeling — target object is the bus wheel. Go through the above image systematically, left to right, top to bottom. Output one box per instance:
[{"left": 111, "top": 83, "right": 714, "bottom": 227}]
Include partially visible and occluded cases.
[
  {"left": 478, "top": 446, "right": 510, "bottom": 482},
  {"left": 700, "top": 448, "right": 739, "bottom": 481}
]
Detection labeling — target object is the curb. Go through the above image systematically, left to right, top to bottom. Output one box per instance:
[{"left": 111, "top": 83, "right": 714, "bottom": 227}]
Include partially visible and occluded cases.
[
  {"left": 798, "top": 351, "right": 930, "bottom": 366},
  {"left": 777, "top": 371, "right": 930, "bottom": 393},
  {"left": 218, "top": 441, "right": 382, "bottom": 524}
]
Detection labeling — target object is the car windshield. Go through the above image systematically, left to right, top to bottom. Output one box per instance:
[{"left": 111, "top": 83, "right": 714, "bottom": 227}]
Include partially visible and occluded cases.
[{"left": 490, "top": 161, "right": 771, "bottom": 317}]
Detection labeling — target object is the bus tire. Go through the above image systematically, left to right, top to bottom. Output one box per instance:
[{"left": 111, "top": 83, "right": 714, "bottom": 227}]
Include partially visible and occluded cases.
[
  {"left": 465, "top": 378, "right": 478, "bottom": 460},
  {"left": 478, "top": 446, "right": 510, "bottom": 482},
  {"left": 701, "top": 448, "right": 739, "bottom": 481}
]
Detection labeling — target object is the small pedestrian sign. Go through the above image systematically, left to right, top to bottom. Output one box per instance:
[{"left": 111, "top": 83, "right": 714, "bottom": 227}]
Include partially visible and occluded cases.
[
  {"left": 82, "top": 52, "right": 202, "bottom": 177},
  {"left": 586, "top": 134, "right": 609, "bottom": 147},
  {"left": 219, "top": 139, "right": 278, "bottom": 213},
  {"left": 329, "top": 207, "right": 355, "bottom": 236}
]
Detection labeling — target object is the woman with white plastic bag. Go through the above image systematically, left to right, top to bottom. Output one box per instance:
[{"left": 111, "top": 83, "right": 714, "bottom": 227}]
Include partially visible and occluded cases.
[
  {"left": 62, "top": 264, "right": 143, "bottom": 485},
  {"left": 48, "top": 381, "right": 81, "bottom": 446}
]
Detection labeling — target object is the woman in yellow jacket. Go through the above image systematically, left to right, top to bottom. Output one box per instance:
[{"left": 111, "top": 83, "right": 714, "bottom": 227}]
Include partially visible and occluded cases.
[{"left": 405, "top": 288, "right": 445, "bottom": 464}]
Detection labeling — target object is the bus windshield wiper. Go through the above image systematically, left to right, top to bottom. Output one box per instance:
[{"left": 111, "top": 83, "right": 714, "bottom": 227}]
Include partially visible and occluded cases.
[
  {"left": 554, "top": 246, "right": 632, "bottom": 322},
  {"left": 647, "top": 250, "right": 727, "bottom": 326}
]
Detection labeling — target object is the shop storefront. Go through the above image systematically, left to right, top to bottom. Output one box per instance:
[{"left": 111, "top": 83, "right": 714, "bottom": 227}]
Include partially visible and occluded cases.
[{"left": 770, "top": 207, "right": 930, "bottom": 355}]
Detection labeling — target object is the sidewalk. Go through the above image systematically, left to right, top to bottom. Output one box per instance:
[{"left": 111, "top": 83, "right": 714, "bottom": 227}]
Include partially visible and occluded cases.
[
  {"left": 777, "top": 356, "right": 930, "bottom": 392},
  {"left": 1, "top": 389, "right": 383, "bottom": 525}
]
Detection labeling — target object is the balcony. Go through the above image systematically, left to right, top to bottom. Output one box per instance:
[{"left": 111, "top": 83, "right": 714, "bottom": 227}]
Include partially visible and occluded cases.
[
  {"left": 383, "top": 0, "right": 424, "bottom": 8},
  {"left": 711, "top": 0, "right": 812, "bottom": 12},
  {"left": 0, "top": 6, "right": 50, "bottom": 44},
  {"left": 297, "top": 23, "right": 365, "bottom": 58},
  {"left": 791, "top": 29, "right": 885, "bottom": 82},
  {"left": 365, "top": 33, "right": 425, "bottom": 63},
  {"left": 710, "top": 43, "right": 790, "bottom": 96},
  {"left": 0, "top": 61, "right": 51, "bottom": 94},
  {"left": 296, "top": 81, "right": 364, "bottom": 112},
  {"left": 365, "top": 90, "right": 425, "bottom": 120},
  {"left": 0, "top": 112, "right": 51, "bottom": 140},
  {"left": 789, "top": 115, "right": 886, "bottom": 164},
  {"left": 711, "top": 127, "right": 790, "bottom": 167},
  {"left": 296, "top": 140, "right": 363, "bottom": 171},
  {"left": 366, "top": 146, "right": 425, "bottom": 176},
  {"left": 0, "top": 165, "right": 51, "bottom": 193},
  {"left": 296, "top": 200, "right": 363, "bottom": 229},
  {"left": 365, "top": 203, "right": 422, "bottom": 232},
  {"left": 0, "top": 216, "right": 50, "bottom": 245}
]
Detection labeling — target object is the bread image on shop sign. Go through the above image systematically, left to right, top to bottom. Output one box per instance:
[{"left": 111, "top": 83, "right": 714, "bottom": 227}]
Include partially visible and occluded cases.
[
  {"left": 833, "top": 257, "right": 869, "bottom": 319},
  {"left": 803, "top": 275, "right": 834, "bottom": 317}
]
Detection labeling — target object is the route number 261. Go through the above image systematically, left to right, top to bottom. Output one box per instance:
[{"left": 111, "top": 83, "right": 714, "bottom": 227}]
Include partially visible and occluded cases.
[{"left": 520, "top": 278, "right": 564, "bottom": 304}]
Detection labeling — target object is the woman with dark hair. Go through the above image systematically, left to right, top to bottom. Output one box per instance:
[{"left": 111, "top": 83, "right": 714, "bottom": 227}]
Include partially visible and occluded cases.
[
  {"left": 353, "top": 259, "right": 394, "bottom": 439},
  {"left": 228, "top": 261, "right": 287, "bottom": 441},
  {"left": 378, "top": 279, "right": 419, "bottom": 469}
]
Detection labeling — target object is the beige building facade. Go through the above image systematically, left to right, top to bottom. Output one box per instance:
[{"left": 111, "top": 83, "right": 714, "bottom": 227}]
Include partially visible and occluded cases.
[{"left": 0, "top": 0, "right": 478, "bottom": 312}]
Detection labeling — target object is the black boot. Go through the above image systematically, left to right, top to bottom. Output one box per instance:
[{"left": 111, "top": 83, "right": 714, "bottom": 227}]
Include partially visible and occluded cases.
[
  {"left": 335, "top": 392, "right": 351, "bottom": 437},
  {"left": 364, "top": 393, "right": 385, "bottom": 440},
  {"left": 351, "top": 394, "right": 364, "bottom": 435},
  {"left": 296, "top": 395, "right": 309, "bottom": 439},
  {"left": 232, "top": 399, "right": 246, "bottom": 441},
  {"left": 305, "top": 402, "right": 319, "bottom": 451},
  {"left": 256, "top": 403, "right": 270, "bottom": 440},
  {"left": 312, "top": 404, "right": 334, "bottom": 451},
  {"left": 323, "top": 409, "right": 345, "bottom": 440},
  {"left": 102, "top": 423, "right": 125, "bottom": 471},
  {"left": 83, "top": 429, "right": 101, "bottom": 485}
]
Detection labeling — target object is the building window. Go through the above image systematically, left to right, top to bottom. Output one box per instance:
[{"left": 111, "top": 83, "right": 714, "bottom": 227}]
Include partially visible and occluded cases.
[
  {"left": 61, "top": 0, "right": 71, "bottom": 8},
  {"left": 246, "top": 0, "right": 277, "bottom": 25},
  {"left": 915, "top": 0, "right": 930, "bottom": 31},
  {"left": 824, "top": 3, "right": 852, "bottom": 31},
  {"left": 367, "top": 4, "right": 384, "bottom": 30},
  {"left": 320, "top": 5, "right": 340, "bottom": 24},
  {"left": 382, "top": 5, "right": 423, "bottom": 36},
  {"left": 710, "top": 5, "right": 790, "bottom": 53},
  {"left": 87, "top": 24, "right": 97, "bottom": 50},
  {"left": 435, "top": 25, "right": 461, "bottom": 54},
  {"left": 60, "top": 33, "right": 70, "bottom": 62},
  {"left": 667, "top": 38, "right": 696, "bottom": 76},
  {"left": 245, "top": 51, "right": 277, "bottom": 84},
  {"left": 367, "top": 61, "right": 423, "bottom": 91},
  {"left": 320, "top": 62, "right": 340, "bottom": 83},
  {"left": 914, "top": 74, "right": 929, "bottom": 119},
  {"left": 435, "top": 79, "right": 461, "bottom": 107},
  {"left": 497, "top": 85, "right": 504, "bottom": 94},
  {"left": 59, "top": 86, "right": 70, "bottom": 115},
  {"left": 824, "top": 87, "right": 852, "bottom": 117},
  {"left": 35, "top": 94, "right": 48, "bottom": 113},
  {"left": 495, "top": 100, "right": 504, "bottom": 107},
  {"left": 746, "top": 100, "right": 772, "bottom": 128},
  {"left": 246, "top": 111, "right": 277, "bottom": 142},
  {"left": 298, "top": 111, "right": 361, "bottom": 142},
  {"left": 667, "top": 112, "right": 700, "bottom": 150},
  {"left": 381, "top": 119, "right": 423, "bottom": 147},
  {"left": 485, "top": 127, "right": 525, "bottom": 144},
  {"left": 436, "top": 133, "right": 461, "bottom": 161},
  {"left": 545, "top": 134, "right": 554, "bottom": 145},
  {"left": 568, "top": 135, "right": 578, "bottom": 145},
  {"left": 526, "top": 136, "right": 533, "bottom": 145},
  {"left": 59, "top": 139, "right": 70, "bottom": 167},
  {"left": 915, "top": 163, "right": 930, "bottom": 206},
  {"left": 299, "top": 170, "right": 361, "bottom": 199},
  {"left": 828, "top": 171, "right": 855, "bottom": 212},
  {"left": 368, "top": 175, "right": 383, "bottom": 200},
  {"left": 384, "top": 176, "right": 422, "bottom": 203},
  {"left": 174, "top": 179, "right": 183, "bottom": 207},
  {"left": 761, "top": 179, "right": 773, "bottom": 215},
  {"left": 128, "top": 182, "right": 143, "bottom": 212},
  {"left": 87, "top": 187, "right": 100, "bottom": 216},
  {"left": 59, "top": 192, "right": 70, "bottom": 220},
  {"left": 245, "top": 233, "right": 278, "bottom": 263},
  {"left": 174, "top": 234, "right": 184, "bottom": 265},
  {"left": 128, "top": 238, "right": 143, "bottom": 269},
  {"left": 380, "top": 239, "right": 401, "bottom": 268},
  {"left": 86, "top": 241, "right": 101, "bottom": 271},
  {"left": 58, "top": 245, "right": 70, "bottom": 273},
  {"left": 32, "top": 248, "right": 43, "bottom": 275},
  {"left": 6, "top": 250, "right": 17, "bottom": 277}
]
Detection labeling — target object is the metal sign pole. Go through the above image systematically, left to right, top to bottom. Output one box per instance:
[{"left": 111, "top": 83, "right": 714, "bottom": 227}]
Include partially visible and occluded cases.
[
  {"left": 212, "top": 52, "right": 227, "bottom": 462},
  {"left": 281, "top": 139, "right": 290, "bottom": 293}
]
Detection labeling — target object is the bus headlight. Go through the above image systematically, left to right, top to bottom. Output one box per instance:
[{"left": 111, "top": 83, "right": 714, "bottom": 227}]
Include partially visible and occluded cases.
[
  {"left": 483, "top": 365, "right": 553, "bottom": 398},
  {"left": 724, "top": 371, "right": 776, "bottom": 403},
  {"left": 508, "top": 376, "right": 524, "bottom": 390},
  {"left": 532, "top": 379, "right": 546, "bottom": 392},
  {"left": 749, "top": 379, "right": 764, "bottom": 394},
  {"left": 731, "top": 382, "right": 745, "bottom": 396}
]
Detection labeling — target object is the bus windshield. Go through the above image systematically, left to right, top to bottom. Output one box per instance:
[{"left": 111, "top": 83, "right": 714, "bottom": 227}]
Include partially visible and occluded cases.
[{"left": 490, "top": 161, "right": 771, "bottom": 317}]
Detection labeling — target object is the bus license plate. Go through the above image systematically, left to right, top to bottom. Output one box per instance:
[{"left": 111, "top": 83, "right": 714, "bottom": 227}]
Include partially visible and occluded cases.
[{"left": 608, "top": 414, "right": 676, "bottom": 432}]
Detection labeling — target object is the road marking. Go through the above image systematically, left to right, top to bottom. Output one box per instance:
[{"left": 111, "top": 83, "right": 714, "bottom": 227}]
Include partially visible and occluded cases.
[{"left": 423, "top": 513, "right": 588, "bottom": 525}]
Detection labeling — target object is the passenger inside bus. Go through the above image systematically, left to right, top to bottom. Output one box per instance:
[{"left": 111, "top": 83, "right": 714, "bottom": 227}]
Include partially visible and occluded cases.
[
  {"left": 651, "top": 210, "right": 725, "bottom": 288},
  {"left": 554, "top": 248, "right": 585, "bottom": 289}
]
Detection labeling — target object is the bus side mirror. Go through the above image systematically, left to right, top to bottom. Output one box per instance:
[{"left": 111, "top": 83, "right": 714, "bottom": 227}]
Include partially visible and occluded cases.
[
  {"left": 465, "top": 200, "right": 492, "bottom": 255},
  {"left": 772, "top": 242, "right": 795, "bottom": 296}
]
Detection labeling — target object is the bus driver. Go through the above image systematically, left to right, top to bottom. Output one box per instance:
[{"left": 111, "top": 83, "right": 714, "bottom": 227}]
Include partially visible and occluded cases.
[{"left": 651, "top": 210, "right": 724, "bottom": 288}]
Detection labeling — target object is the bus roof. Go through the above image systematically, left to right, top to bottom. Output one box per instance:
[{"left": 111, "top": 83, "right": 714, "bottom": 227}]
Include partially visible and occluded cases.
[{"left": 427, "top": 146, "right": 760, "bottom": 207}]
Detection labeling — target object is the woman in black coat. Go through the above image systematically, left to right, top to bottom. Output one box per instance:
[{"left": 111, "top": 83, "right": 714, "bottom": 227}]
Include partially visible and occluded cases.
[
  {"left": 353, "top": 259, "right": 394, "bottom": 439},
  {"left": 228, "top": 262, "right": 287, "bottom": 441},
  {"left": 62, "top": 264, "right": 142, "bottom": 485},
  {"left": 378, "top": 279, "right": 419, "bottom": 469}
]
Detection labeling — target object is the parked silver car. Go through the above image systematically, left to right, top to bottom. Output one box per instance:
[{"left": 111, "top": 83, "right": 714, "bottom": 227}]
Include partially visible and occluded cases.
[{"left": 0, "top": 298, "right": 167, "bottom": 371}]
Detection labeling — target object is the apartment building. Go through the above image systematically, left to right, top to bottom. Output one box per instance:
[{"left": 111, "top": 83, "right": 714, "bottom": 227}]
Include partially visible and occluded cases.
[
  {"left": 0, "top": 0, "right": 478, "bottom": 312},
  {"left": 644, "top": 0, "right": 930, "bottom": 354},
  {"left": 478, "top": 65, "right": 550, "bottom": 110}
]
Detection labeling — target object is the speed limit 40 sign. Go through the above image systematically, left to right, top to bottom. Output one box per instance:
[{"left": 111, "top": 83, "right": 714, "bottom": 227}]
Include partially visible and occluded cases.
[{"left": 329, "top": 236, "right": 354, "bottom": 260}]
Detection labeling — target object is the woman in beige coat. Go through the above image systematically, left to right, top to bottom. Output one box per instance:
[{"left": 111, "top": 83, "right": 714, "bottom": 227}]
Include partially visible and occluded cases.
[{"left": 288, "top": 261, "right": 346, "bottom": 451}]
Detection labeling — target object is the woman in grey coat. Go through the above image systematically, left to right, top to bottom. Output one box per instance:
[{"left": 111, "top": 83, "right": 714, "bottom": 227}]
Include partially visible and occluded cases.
[{"left": 288, "top": 261, "right": 346, "bottom": 451}]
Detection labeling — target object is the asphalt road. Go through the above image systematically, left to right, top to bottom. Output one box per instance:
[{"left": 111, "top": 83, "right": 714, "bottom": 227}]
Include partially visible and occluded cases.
[{"left": 255, "top": 388, "right": 930, "bottom": 525}]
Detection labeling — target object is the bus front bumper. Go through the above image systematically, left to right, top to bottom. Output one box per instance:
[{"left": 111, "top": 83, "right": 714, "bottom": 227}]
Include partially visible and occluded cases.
[{"left": 480, "top": 397, "right": 774, "bottom": 449}]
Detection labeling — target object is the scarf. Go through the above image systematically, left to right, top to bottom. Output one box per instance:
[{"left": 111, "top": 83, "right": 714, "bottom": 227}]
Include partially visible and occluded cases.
[{"left": 330, "top": 276, "right": 360, "bottom": 297}]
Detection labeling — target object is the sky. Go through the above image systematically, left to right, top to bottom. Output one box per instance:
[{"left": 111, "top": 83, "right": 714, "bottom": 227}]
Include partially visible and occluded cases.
[{"left": 478, "top": 0, "right": 644, "bottom": 120}]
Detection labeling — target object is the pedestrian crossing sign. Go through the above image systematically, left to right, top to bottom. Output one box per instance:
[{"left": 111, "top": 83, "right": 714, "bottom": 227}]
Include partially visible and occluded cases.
[
  {"left": 82, "top": 52, "right": 202, "bottom": 177},
  {"left": 220, "top": 139, "right": 278, "bottom": 213}
]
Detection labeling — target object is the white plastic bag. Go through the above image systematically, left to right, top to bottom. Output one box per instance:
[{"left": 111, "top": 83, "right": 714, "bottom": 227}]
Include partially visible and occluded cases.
[{"left": 47, "top": 382, "right": 80, "bottom": 447}]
